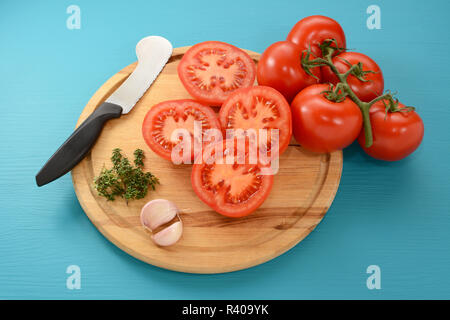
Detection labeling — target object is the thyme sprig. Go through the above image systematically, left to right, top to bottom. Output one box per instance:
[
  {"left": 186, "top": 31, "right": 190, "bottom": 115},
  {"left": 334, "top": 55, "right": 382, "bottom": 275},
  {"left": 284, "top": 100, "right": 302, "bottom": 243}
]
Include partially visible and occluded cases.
[{"left": 94, "top": 148, "right": 159, "bottom": 203}]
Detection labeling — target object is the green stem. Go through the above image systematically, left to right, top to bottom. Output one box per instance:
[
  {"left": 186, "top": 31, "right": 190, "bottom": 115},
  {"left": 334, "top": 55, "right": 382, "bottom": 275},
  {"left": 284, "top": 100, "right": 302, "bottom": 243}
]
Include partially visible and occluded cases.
[
  {"left": 303, "top": 49, "right": 383, "bottom": 147},
  {"left": 322, "top": 54, "right": 375, "bottom": 147},
  {"left": 342, "top": 64, "right": 359, "bottom": 81},
  {"left": 367, "top": 92, "right": 393, "bottom": 107},
  {"left": 360, "top": 103, "right": 372, "bottom": 148}
]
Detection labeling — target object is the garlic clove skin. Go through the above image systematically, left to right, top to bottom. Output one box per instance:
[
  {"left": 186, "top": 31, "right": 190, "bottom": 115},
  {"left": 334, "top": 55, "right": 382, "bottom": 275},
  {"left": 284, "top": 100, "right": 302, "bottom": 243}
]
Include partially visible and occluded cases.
[
  {"left": 140, "top": 199, "right": 178, "bottom": 231},
  {"left": 140, "top": 199, "right": 183, "bottom": 247},
  {"left": 152, "top": 221, "right": 183, "bottom": 246}
]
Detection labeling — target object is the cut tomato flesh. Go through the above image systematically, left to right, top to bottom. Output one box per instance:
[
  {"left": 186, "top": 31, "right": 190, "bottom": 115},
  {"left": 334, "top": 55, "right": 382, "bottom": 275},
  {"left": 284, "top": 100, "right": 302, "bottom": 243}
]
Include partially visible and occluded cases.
[
  {"left": 178, "top": 41, "right": 256, "bottom": 105},
  {"left": 187, "top": 49, "right": 246, "bottom": 91},
  {"left": 219, "top": 86, "right": 292, "bottom": 156},
  {"left": 227, "top": 97, "right": 280, "bottom": 130},
  {"left": 142, "top": 100, "right": 221, "bottom": 161},
  {"left": 191, "top": 139, "right": 273, "bottom": 218},
  {"left": 203, "top": 163, "right": 262, "bottom": 204}
]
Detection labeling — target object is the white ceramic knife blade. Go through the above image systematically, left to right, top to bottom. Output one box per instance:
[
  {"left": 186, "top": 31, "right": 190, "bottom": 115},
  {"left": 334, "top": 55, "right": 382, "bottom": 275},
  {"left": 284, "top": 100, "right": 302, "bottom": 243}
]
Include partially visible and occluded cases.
[
  {"left": 36, "top": 36, "right": 173, "bottom": 187},
  {"left": 106, "top": 36, "right": 173, "bottom": 114}
]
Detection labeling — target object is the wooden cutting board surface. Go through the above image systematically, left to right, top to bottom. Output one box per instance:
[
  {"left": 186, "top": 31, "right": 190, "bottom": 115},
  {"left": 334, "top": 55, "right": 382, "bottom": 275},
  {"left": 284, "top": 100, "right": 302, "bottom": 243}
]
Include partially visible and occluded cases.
[{"left": 71, "top": 46, "right": 343, "bottom": 274}]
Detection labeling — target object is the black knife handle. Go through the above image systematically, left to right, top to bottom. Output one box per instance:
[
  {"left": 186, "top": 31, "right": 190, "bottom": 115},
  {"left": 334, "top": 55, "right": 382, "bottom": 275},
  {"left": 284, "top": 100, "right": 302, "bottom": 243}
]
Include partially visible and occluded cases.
[{"left": 36, "top": 102, "right": 123, "bottom": 187}]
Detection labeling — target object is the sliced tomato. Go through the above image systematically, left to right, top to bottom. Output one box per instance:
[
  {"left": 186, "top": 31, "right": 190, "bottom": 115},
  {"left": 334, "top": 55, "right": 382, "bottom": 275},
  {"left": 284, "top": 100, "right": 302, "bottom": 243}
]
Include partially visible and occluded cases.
[
  {"left": 177, "top": 41, "right": 256, "bottom": 106},
  {"left": 219, "top": 86, "right": 292, "bottom": 156},
  {"left": 142, "top": 99, "right": 221, "bottom": 161},
  {"left": 191, "top": 139, "right": 274, "bottom": 218}
]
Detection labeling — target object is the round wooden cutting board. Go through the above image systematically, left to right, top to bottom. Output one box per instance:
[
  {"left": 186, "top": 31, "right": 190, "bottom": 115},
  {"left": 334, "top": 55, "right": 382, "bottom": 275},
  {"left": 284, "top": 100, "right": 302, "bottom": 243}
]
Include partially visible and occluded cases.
[{"left": 72, "top": 46, "right": 343, "bottom": 274}]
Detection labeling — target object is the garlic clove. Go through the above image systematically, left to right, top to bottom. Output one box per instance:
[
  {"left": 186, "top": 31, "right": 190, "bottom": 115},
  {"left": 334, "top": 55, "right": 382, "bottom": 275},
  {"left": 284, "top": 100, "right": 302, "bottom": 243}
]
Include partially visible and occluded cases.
[
  {"left": 140, "top": 199, "right": 178, "bottom": 231},
  {"left": 152, "top": 221, "right": 183, "bottom": 246}
]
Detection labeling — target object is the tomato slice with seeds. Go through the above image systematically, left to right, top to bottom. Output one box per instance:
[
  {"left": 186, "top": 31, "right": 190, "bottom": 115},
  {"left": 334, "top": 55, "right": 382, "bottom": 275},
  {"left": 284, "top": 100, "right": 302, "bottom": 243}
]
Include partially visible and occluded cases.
[
  {"left": 178, "top": 41, "right": 256, "bottom": 106},
  {"left": 219, "top": 86, "right": 292, "bottom": 156},
  {"left": 142, "top": 99, "right": 221, "bottom": 161},
  {"left": 191, "top": 139, "right": 274, "bottom": 218}
]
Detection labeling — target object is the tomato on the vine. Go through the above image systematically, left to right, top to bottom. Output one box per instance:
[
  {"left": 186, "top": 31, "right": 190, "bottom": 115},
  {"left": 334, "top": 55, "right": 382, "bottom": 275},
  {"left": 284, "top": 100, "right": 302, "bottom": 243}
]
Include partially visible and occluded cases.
[
  {"left": 287, "top": 15, "right": 346, "bottom": 57},
  {"left": 177, "top": 41, "right": 256, "bottom": 106},
  {"left": 257, "top": 41, "right": 320, "bottom": 102},
  {"left": 322, "top": 52, "right": 384, "bottom": 102},
  {"left": 291, "top": 84, "right": 362, "bottom": 153},
  {"left": 358, "top": 100, "right": 424, "bottom": 161}
]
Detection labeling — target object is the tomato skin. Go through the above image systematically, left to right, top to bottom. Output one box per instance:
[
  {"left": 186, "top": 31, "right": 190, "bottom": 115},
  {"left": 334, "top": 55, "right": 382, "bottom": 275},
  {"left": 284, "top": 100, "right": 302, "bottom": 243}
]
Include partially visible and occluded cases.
[
  {"left": 287, "top": 15, "right": 346, "bottom": 57},
  {"left": 177, "top": 41, "right": 256, "bottom": 106},
  {"left": 257, "top": 41, "right": 320, "bottom": 103},
  {"left": 322, "top": 52, "right": 384, "bottom": 102},
  {"left": 291, "top": 84, "right": 363, "bottom": 153},
  {"left": 219, "top": 85, "right": 292, "bottom": 156},
  {"left": 142, "top": 99, "right": 221, "bottom": 161},
  {"left": 358, "top": 101, "right": 424, "bottom": 161},
  {"left": 191, "top": 139, "right": 274, "bottom": 218}
]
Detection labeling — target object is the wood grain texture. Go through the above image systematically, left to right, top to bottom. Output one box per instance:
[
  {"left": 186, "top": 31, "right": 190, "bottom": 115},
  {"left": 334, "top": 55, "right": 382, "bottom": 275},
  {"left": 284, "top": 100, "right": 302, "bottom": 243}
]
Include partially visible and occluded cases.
[{"left": 71, "top": 46, "right": 343, "bottom": 274}]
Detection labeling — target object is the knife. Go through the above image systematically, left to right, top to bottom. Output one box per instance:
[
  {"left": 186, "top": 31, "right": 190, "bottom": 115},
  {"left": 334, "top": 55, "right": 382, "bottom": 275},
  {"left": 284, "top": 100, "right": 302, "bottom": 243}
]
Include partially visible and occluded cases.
[{"left": 36, "top": 36, "right": 173, "bottom": 187}]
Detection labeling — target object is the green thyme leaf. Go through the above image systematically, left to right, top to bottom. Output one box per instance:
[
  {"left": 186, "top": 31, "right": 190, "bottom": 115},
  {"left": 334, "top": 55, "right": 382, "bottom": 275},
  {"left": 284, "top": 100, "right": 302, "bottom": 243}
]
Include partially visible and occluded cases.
[{"left": 93, "top": 148, "right": 159, "bottom": 204}]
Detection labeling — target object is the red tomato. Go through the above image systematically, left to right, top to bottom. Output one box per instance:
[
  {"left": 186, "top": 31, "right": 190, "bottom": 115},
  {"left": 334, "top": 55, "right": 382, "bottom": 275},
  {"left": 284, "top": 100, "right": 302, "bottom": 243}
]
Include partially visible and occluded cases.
[
  {"left": 287, "top": 15, "right": 346, "bottom": 57},
  {"left": 177, "top": 41, "right": 256, "bottom": 106},
  {"left": 257, "top": 41, "right": 320, "bottom": 102},
  {"left": 322, "top": 52, "right": 384, "bottom": 102},
  {"left": 291, "top": 84, "right": 363, "bottom": 153},
  {"left": 219, "top": 86, "right": 292, "bottom": 156},
  {"left": 142, "top": 99, "right": 221, "bottom": 161},
  {"left": 358, "top": 100, "right": 424, "bottom": 161},
  {"left": 191, "top": 139, "right": 274, "bottom": 218}
]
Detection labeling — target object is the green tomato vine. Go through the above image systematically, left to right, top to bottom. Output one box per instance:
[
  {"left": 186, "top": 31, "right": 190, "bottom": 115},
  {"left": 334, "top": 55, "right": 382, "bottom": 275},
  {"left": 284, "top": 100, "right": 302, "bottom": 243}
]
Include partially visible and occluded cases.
[{"left": 301, "top": 40, "right": 413, "bottom": 148}]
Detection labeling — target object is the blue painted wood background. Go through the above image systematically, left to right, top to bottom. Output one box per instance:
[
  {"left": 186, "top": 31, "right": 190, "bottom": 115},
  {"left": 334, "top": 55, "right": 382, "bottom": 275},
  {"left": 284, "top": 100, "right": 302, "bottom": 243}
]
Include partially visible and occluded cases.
[{"left": 1, "top": 0, "right": 449, "bottom": 299}]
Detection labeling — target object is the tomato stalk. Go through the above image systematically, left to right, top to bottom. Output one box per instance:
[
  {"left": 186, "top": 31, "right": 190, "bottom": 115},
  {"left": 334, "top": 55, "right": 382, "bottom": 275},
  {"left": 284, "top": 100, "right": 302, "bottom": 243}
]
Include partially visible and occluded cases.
[{"left": 302, "top": 41, "right": 395, "bottom": 148}]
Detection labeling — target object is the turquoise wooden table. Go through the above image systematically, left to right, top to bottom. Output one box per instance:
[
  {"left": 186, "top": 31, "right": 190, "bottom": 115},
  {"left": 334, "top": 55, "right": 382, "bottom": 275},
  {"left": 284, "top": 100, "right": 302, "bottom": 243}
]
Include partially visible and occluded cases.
[{"left": 1, "top": 0, "right": 449, "bottom": 299}]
